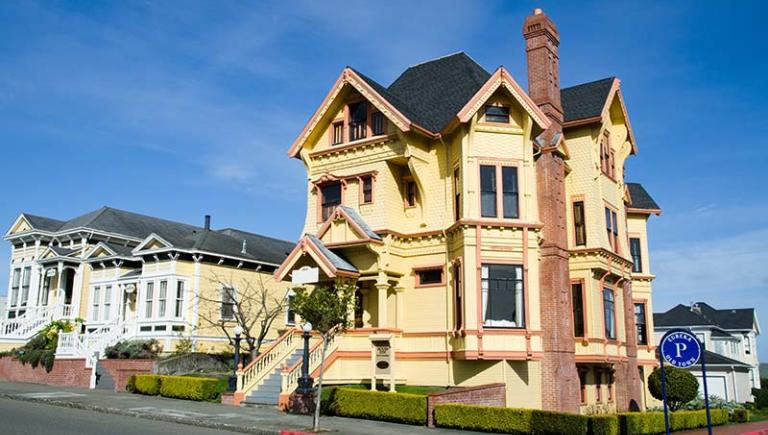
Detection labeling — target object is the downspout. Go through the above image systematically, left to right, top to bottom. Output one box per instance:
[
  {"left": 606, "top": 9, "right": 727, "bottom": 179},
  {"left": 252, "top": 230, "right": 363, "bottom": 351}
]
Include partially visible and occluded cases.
[{"left": 438, "top": 133, "right": 453, "bottom": 384}]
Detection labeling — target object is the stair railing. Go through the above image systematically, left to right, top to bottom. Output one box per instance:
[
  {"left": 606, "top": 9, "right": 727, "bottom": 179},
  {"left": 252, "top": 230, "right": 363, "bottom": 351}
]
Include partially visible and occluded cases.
[
  {"left": 0, "top": 303, "right": 72, "bottom": 339},
  {"left": 281, "top": 327, "right": 341, "bottom": 394},
  {"left": 237, "top": 328, "right": 300, "bottom": 394}
]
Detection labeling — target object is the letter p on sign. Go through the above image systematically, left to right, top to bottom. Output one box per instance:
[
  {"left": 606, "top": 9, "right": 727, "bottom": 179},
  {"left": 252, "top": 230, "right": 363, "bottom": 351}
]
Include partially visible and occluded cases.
[{"left": 674, "top": 342, "right": 688, "bottom": 358}]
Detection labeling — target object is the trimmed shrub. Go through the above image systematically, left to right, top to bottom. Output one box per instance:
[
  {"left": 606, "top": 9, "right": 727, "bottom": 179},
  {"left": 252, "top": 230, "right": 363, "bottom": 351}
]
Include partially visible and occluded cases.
[
  {"left": 105, "top": 339, "right": 161, "bottom": 359},
  {"left": 648, "top": 367, "right": 699, "bottom": 411},
  {"left": 134, "top": 374, "right": 163, "bottom": 395},
  {"left": 126, "top": 375, "right": 137, "bottom": 393},
  {"left": 159, "top": 376, "right": 220, "bottom": 401},
  {"left": 329, "top": 388, "right": 427, "bottom": 425},
  {"left": 753, "top": 388, "right": 768, "bottom": 409},
  {"left": 434, "top": 403, "right": 533, "bottom": 434},
  {"left": 731, "top": 408, "right": 750, "bottom": 423},
  {"left": 531, "top": 409, "right": 589, "bottom": 434},
  {"left": 618, "top": 410, "right": 728, "bottom": 435},
  {"left": 588, "top": 415, "right": 619, "bottom": 435}
]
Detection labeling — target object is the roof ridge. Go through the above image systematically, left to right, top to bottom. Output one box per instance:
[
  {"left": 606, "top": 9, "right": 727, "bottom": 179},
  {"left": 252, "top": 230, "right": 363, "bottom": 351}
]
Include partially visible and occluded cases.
[
  {"left": 402, "top": 51, "right": 468, "bottom": 71},
  {"left": 561, "top": 76, "right": 616, "bottom": 91},
  {"left": 217, "top": 227, "right": 293, "bottom": 244}
]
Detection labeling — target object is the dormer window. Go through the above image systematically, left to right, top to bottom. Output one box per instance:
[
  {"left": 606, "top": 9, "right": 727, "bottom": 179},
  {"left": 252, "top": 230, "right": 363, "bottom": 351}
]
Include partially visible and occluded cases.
[
  {"left": 348, "top": 101, "right": 368, "bottom": 142},
  {"left": 484, "top": 106, "right": 510, "bottom": 123},
  {"left": 372, "top": 111, "right": 385, "bottom": 135},
  {"left": 331, "top": 121, "right": 344, "bottom": 145},
  {"left": 320, "top": 182, "right": 342, "bottom": 221}
]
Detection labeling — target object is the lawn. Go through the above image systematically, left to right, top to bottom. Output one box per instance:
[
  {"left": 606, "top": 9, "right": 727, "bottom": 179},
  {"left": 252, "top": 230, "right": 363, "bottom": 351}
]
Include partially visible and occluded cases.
[{"left": 750, "top": 408, "right": 768, "bottom": 422}]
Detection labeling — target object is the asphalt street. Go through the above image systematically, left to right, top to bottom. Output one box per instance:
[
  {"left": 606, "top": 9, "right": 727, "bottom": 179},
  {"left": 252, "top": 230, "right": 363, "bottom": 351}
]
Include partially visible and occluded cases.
[{"left": 0, "top": 397, "right": 248, "bottom": 435}]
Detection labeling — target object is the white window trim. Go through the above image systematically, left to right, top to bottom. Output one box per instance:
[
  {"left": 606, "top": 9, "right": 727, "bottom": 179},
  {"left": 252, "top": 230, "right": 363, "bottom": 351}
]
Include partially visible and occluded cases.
[
  {"left": 220, "top": 285, "right": 237, "bottom": 321},
  {"left": 285, "top": 289, "right": 296, "bottom": 326}
]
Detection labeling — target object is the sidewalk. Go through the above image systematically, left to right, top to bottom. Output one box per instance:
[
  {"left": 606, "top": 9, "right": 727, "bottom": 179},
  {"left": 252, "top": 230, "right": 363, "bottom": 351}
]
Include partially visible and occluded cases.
[{"left": 0, "top": 381, "right": 481, "bottom": 435}]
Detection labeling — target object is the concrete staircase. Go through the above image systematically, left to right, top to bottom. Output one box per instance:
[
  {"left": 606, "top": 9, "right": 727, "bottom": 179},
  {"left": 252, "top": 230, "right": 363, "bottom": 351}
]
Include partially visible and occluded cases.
[{"left": 242, "top": 349, "right": 304, "bottom": 406}]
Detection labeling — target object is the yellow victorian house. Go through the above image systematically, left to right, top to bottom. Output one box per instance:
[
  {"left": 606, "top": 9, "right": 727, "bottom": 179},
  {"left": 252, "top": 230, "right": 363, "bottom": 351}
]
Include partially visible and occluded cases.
[{"left": 231, "top": 8, "right": 662, "bottom": 413}]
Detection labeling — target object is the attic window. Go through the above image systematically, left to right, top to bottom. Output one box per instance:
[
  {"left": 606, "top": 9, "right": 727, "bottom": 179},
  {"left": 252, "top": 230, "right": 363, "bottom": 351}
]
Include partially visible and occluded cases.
[
  {"left": 348, "top": 101, "right": 368, "bottom": 141},
  {"left": 484, "top": 106, "right": 510, "bottom": 123},
  {"left": 371, "top": 111, "right": 385, "bottom": 135},
  {"left": 331, "top": 121, "right": 344, "bottom": 145},
  {"left": 320, "top": 182, "right": 342, "bottom": 221}
]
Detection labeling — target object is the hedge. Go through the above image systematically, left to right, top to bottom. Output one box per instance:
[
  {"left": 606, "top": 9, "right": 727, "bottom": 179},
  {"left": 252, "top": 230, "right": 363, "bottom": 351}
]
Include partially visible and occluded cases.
[
  {"left": 130, "top": 374, "right": 222, "bottom": 402},
  {"left": 328, "top": 387, "right": 427, "bottom": 425},
  {"left": 433, "top": 403, "right": 590, "bottom": 434},
  {"left": 618, "top": 410, "right": 728, "bottom": 435},
  {"left": 588, "top": 415, "right": 619, "bottom": 435}
]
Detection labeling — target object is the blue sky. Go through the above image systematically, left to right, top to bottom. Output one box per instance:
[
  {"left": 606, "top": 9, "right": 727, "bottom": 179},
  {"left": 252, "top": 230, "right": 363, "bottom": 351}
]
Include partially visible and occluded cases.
[{"left": 0, "top": 1, "right": 766, "bottom": 360}]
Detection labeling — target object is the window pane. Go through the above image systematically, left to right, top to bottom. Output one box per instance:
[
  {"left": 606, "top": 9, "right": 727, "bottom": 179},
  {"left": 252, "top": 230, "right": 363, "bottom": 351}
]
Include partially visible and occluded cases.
[
  {"left": 348, "top": 101, "right": 368, "bottom": 141},
  {"left": 485, "top": 106, "right": 510, "bottom": 123},
  {"left": 372, "top": 111, "right": 385, "bottom": 135},
  {"left": 332, "top": 122, "right": 344, "bottom": 145},
  {"left": 480, "top": 165, "right": 497, "bottom": 217},
  {"left": 502, "top": 166, "right": 519, "bottom": 218},
  {"left": 362, "top": 176, "right": 373, "bottom": 203},
  {"left": 321, "top": 182, "right": 342, "bottom": 220},
  {"left": 573, "top": 201, "right": 586, "bottom": 246},
  {"left": 611, "top": 211, "right": 618, "bottom": 236},
  {"left": 630, "top": 238, "right": 642, "bottom": 273},
  {"left": 482, "top": 264, "right": 524, "bottom": 327},
  {"left": 417, "top": 268, "right": 443, "bottom": 286},
  {"left": 158, "top": 281, "right": 167, "bottom": 317},
  {"left": 175, "top": 281, "right": 184, "bottom": 318},
  {"left": 145, "top": 282, "right": 154, "bottom": 318},
  {"left": 572, "top": 283, "right": 585, "bottom": 337},
  {"left": 603, "top": 288, "right": 615, "bottom": 339},
  {"left": 635, "top": 303, "right": 647, "bottom": 345}
]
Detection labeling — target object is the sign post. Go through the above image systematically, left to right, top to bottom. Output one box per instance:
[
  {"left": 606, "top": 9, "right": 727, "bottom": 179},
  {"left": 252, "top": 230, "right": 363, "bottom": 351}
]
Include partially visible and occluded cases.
[{"left": 659, "top": 329, "right": 711, "bottom": 435}]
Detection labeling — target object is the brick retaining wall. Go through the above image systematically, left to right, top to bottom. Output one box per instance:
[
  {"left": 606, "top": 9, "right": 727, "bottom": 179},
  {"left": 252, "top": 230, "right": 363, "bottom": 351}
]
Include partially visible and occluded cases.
[
  {"left": 0, "top": 356, "right": 90, "bottom": 388},
  {"left": 99, "top": 359, "right": 155, "bottom": 392},
  {"left": 426, "top": 383, "right": 506, "bottom": 427}
]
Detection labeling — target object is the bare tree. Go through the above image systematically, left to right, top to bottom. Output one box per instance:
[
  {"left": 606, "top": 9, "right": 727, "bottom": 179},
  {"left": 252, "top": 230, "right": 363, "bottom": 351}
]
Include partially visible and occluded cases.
[{"left": 196, "top": 271, "right": 289, "bottom": 358}]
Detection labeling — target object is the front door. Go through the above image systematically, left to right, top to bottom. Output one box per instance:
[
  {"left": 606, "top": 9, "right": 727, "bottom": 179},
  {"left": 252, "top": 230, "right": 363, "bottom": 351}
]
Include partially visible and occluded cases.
[
  {"left": 63, "top": 269, "right": 75, "bottom": 305},
  {"left": 121, "top": 287, "right": 137, "bottom": 322}
]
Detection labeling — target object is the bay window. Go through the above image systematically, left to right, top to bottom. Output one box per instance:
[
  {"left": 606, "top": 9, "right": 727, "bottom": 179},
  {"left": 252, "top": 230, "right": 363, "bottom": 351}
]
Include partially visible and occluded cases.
[
  {"left": 481, "top": 164, "right": 519, "bottom": 219},
  {"left": 481, "top": 264, "right": 524, "bottom": 328},
  {"left": 158, "top": 280, "right": 168, "bottom": 317},
  {"left": 175, "top": 281, "right": 184, "bottom": 318},
  {"left": 145, "top": 282, "right": 154, "bottom": 318},
  {"left": 572, "top": 282, "right": 585, "bottom": 337},
  {"left": 635, "top": 303, "right": 647, "bottom": 345}
]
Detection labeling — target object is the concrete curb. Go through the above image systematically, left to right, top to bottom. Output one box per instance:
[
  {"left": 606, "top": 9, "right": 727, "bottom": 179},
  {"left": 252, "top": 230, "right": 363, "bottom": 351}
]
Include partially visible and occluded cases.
[{"left": 0, "top": 392, "right": 287, "bottom": 435}]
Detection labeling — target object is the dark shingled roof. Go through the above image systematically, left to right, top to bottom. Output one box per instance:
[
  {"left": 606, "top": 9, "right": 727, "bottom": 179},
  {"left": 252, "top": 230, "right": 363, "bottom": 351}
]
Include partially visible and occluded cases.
[
  {"left": 386, "top": 52, "right": 491, "bottom": 132},
  {"left": 560, "top": 77, "right": 615, "bottom": 123},
  {"left": 627, "top": 183, "right": 661, "bottom": 211},
  {"left": 338, "top": 206, "right": 382, "bottom": 241},
  {"left": 14, "top": 207, "right": 293, "bottom": 266},
  {"left": 23, "top": 214, "right": 65, "bottom": 232},
  {"left": 306, "top": 234, "right": 357, "bottom": 273},
  {"left": 49, "top": 246, "right": 77, "bottom": 257},
  {"left": 654, "top": 303, "right": 757, "bottom": 331},
  {"left": 695, "top": 350, "right": 752, "bottom": 368}
]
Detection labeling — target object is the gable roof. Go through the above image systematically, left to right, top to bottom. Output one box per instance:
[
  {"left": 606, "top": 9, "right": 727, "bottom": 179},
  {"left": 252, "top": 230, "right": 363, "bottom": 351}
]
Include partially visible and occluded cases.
[
  {"left": 386, "top": 52, "right": 492, "bottom": 132},
  {"left": 561, "top": 77, "right": 616, "bottom": 123},
  {"left": 627, "top": 183, "right": 661, "bottom": 214},
  {"left": 23, "top": 214, "right": 66, "bottom": 232},
  {"left": 306, "top": 234, "right": 358, "bottom": 273},
  {"left": 654, "top": 302, "right": 758, "bottom": 332},
  {"left": 695, "top": 350, "right": 752, "bottom": 368}
]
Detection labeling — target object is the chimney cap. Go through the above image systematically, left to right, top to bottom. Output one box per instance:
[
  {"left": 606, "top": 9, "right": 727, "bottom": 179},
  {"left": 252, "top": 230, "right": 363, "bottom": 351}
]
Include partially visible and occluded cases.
[
  {"left": 534, "top": 8, "right": 543, "bottom": 15},
  {"left": 204, "top": 214, "right": 211, "bottom": 230}
]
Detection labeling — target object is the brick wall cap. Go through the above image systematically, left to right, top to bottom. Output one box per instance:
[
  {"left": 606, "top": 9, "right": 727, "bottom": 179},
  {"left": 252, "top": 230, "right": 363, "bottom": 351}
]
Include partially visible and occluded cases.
[{"left": 427, "top": 383, "right": 505, "bottom": 397}]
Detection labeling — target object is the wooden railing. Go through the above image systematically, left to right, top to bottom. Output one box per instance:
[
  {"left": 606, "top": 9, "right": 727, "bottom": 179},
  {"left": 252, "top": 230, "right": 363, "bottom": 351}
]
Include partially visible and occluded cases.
[
  {"left": 0, "top": 303, "right": 73, "bottom": 338},
  {"left": 237, "top": 328, "right": 300, "bottom": 394},
  {"left": 281, "top": 329, "right": 340, "bottom": 394}
]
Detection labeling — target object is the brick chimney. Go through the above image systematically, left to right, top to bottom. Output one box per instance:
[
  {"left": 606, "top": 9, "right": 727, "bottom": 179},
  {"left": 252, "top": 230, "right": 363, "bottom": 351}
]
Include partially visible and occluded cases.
[
  {"left": 523, "top": 8, "right": 580, "bottom": 413},
  {"left": 523, "top": 8, "right": 563, "bottom": 126}
]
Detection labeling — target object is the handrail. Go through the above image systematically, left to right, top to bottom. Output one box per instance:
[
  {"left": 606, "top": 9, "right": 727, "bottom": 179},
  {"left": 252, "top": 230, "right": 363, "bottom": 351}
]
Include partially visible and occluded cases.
[
  {"left": 0, "top": 303, "right": 72, "bottom": 338},
  {"left": 281, "top": 327, "right": 341, "bottom": 394},
  {"left": 237, "top": 328, "right": 301, "bottom": 393}
]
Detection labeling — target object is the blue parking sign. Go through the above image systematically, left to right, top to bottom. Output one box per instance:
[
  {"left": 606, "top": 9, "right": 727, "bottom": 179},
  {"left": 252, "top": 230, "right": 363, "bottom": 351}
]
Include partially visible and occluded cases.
[{"left": 660, "top": 329, "right": 701, "bottom": 368}]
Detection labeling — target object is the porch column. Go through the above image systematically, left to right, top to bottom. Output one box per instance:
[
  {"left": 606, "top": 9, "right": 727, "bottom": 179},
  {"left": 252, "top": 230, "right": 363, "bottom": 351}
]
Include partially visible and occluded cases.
[
  {"left": 29, "top": 239, "right": 41, "bottom": 308},
  {"left": 56, "top": 261, "right": 64, "bottom": 302},
  {"left": 375, "top": 283, "right": 389, "bottom": 328},
  {"left": 394, "top": 286, "right": 405, "bottom": 329}
]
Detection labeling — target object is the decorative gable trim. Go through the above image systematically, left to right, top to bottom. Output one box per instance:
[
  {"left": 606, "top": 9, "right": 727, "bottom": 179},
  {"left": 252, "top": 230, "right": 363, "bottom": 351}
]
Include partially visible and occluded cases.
[
  {"left": 453, "top": 67, "right": 551, "bottom": 133},
  {"left": 287, "top": 68, "right": 419, "bottom": 158},
  {"left": 602, "top": 79, "right": 637, "bottom": 155},
  {"left": 316, "top": 206, "right": 384, "bottom": 246},
  {"left": 5, "top": 214, "right": 33, "bottom": 237},
  {"left": 132, "top": 233, "right": 173, "bottom": 253},
  {"left": 274, "top": 235, "right": 360, "bottom": 282},
  {"left": 85, "top": 242, "right": 118, "bottom": 259}
]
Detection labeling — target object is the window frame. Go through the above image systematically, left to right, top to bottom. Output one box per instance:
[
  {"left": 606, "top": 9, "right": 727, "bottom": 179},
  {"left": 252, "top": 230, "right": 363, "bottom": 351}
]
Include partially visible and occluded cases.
[
  {"left": 348, "top": 100, "right": 369, "bottom": 142},
  {"left": 483, "top": 105, "right": 511, "bottom": 124},
  {"left": 371, "top": 110, "right": 386, "bottom": 136},
  {"left": 330, "top": 120, "right": 344, "bottom": 146},
  {"left": 479, "top": 162, "right": 521, "bottom": 220},
  {"left": 453, "top": 166, "right": 461, "bottom": 221},
  {"left": 359, "top": 175, "right": 374, "bottom": 205},
  {"left": 403, "top": 177, "right": 418, "bottom": 208},
  {"left": 318, "top": 181, "right": 343, "bottom": 222},
  {"left": 572, "top": 199, "right": 587, "bottom": 246},
  {"left": 604, "top": 204, "right": 620, "bottom": 253},
  {"left": 630, "top": 237, "right": 643, "bottom": 273},
  {"left": 452, "top": 260, "right": 463, "bottom": 331},
  {"left": 480, "top": 263, "right": 526, "bottom": 329},
  {"left": 20, "top": 266, "right": 31, "bottom": 306},
  {"left": 414, "top": 266, "right": 445, "bottom": 288},
  {"left": 10, "top": 268, "right": 20, "bottom": 307},
  {"left": 157, "top": 280, "right": 168, "bottom": 318},
  {"left": 571, "top": 280, "right": 586, "bottom": 338},
  {"left": 174, "top": 281, "right": 185, "bottom": 318},
  {"left": 144, "top": 282, "right": 154, "bottom": 319},
  {"left": 92, "top": 285, "right": 101, "bottom": 322},
  {"left": 103, "top": 285, "right": 112, "bottom": 321},
  {"left": 220, "top": 285, "right": 236, "bottom": 321},
  {"left": 602, "top": 286, "right": 617, "bottom": 341},
  {"left": 286, "top": 292, "right": 296, "bottom": 326},
  {"left": 634, "top": 301, "right": 649, "bottom": 346}
]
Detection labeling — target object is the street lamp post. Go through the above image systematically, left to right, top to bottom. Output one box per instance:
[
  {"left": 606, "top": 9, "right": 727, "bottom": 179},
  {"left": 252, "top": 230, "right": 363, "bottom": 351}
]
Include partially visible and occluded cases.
[
  {"left": 296, "top": 322, "right": 314, "bottom": 394},
  {"left": 228, "top": 325, "right": 243, "bottom": 392}
]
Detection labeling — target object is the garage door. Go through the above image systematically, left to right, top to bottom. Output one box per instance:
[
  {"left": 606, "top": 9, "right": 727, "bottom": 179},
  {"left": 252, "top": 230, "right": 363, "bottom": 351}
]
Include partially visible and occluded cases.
[{"left": 696, "top": 375, "right": 727, "bottom": 400}]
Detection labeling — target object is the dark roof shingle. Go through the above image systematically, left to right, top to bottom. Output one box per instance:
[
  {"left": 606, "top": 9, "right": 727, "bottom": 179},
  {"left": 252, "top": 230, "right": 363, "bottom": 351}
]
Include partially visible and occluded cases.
[
  {"left": 560, "top": 77, "right": 615, "bottom": 123},
  {"left": 627, "top": 183, "right": 661, "bottom": 211},
  {"left": 23, "top": 214, "right": 65, "bottom": 232},
  {"left": 654, "top": 303, "right": 756, "bottom": 331}
]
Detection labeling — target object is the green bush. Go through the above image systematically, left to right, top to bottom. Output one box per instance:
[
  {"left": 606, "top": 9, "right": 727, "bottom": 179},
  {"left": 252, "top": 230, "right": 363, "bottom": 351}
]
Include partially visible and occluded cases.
[
  {"left": 13, "top": 320, "right": 76, "bottom": 373},
  {"left": 104, "top": 339, "right": 161, "bottom": 359},
  {"left": 648, "top": 367, "right": 699, "bottom": 411},
  {"left": 134, "top": 374, "right": 163, "bottom": 395},
  {"left": 126, "top": 375, "right": 137, "bottom": 393},
  {"left": 159, "top": 376, "right": 220, "bottom": 401},
  {"left": 329, "top": 387, "right": 427, "bottom": 425},
  {"left": 754, "top": 388, "right": 768, "bottom": 409},
  {"left": 434, "top": 403, "right": 533, "bottom": 434},
  {"left": 731, "top": 408, "right": 750, "bottom": 423},
  {"left": 531, "top": 410, "right": 589, "bottom": 434},
  {"left": 618, "top": 410, "right": 728, "bottom": 435},
  {"left": 588, "top": 415, "right": 619, "bottom": 435}
]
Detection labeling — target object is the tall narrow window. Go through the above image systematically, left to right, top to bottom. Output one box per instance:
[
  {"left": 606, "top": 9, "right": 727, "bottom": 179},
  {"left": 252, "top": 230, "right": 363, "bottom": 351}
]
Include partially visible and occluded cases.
[
  {"left": 348, "top": 101, "right": 368, "bottom": 141},
  {"left": 484, "top": 106, "right": 510, "bottom": 123},
  {"left": 371, "top": 111, "right": 385, "bottom": 135},
  {"left": 331, "top": 122, "right": 344, "bottom": 145},
  {"left": 600, "top": 131, "right": 611, "bottom": 176},
  {"left": 609, "top": 150, "right": 616, "bottom": 179},
  {"left": 480, "top": 165, "right": 497, "bottom": 218},
  {"left": 502, "top": 166, "right": 519, "bottom": 218},
  {"left": 453, "top": 168, "right": 461, "bottom": 221},
  {"left": 361, "top": 176, "right": 373, "bottom": 204},
  {"left": 404, "top": 179, "right": 417, "bottom": 207},
  {"left": 320, "top": 182, "right": 342, "bottom": 221},
  {"left": 573, "top": 201, "right": 586, "bottom": 246},
  {"left": 605, "top": 207, "right": 619, "bottom": 252},
  {"left": 612, "top": 211, "right": 619, "bottom": 252},
  {"left": 630, "top": 238, "right": 642, "bottom": 273},
  {"left": 453, "top": 263, "right": 463, "bottom": 330},
  {"left": 481, "top": 264, "right": 524, "bottom": 328},
  {"left": 20, "top": 266, "right": 31, "bottom": 306},
  {"left": 10, "top": 268, "right": 20, "bottom": 307},
  {"left": 40, "top": 276, "right": 51, "bottom": 306},
  {"left": 158, "top": 280, "right": 167, "bottom": 318},
  {"left": 175, "top": 281, "right": 184, "bottom": 318},
  {"left": 145, "top": 282, "right": 154, "bottom": 319},
  {"left": 572, "top": 283, "right": 585, "bottom": 337},
  {"left": 103, "top": 285, "right": 112, "bottom": 321},
  {"left": 92, "top": 286, "right": 100, "bottom": 321},
  {"left": 221, "top": 286, "right": 235, "bottom": 320},
  {"left": 603, "top": 288, "right": 616, "bottom": 340},
  {"left": 353, "top": 290, "right": 363, "bottom": 328},
  {"left": 287, "top": 294, "right": 297, "bottom": 325},
  {"left": 635, "top": 303, "right": 647, "bottom": 345},
  {"left": 745, "top": 335, "right": 752, "bottom": 355},
  {"left": 579, "top": 370, "right": 587, "bottom": 404},
  {"left": 596, "top": 370, "right": 603, "bottom": 402}
]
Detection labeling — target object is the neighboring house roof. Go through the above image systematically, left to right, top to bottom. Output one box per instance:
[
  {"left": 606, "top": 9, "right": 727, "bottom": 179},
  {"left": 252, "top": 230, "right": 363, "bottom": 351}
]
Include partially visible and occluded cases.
[
  {"left": 385, "top": 52, "right": 492, "bottom": 132},
  {"left": 560, "top": 77, "right": 615, "bottom": 123},
  {"left": 627, "top": 183, "right": 661, "bottom": 213},
  {"left": 337, "top": 206, "right": 382, "bottom": 241},
  {"left": 10, "top": 207, "right": 294, "bottom": 267},
  {"left": 49, "top": 246, "right": 77, "bottom": 257},
  {"left": 654, "top": 302, "right": 758, "bottom": 332},
  {"left": 710, "top": 329, "right": 734, "bottom": 338},
  {"left": 695, "top": 350, "right": 752, "bottom": 369},
  {"left": 760, "top": 363, "right": 768, "bottom": 378}
]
